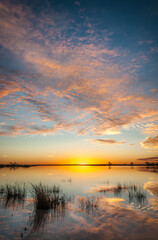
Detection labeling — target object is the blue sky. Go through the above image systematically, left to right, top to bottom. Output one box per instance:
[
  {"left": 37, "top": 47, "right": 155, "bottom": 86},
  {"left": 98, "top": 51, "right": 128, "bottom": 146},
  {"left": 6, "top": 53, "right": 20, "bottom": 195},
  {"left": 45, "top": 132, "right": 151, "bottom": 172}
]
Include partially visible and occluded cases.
[{"left": 0, "top": 0, "right": 158, "bottom": 164}]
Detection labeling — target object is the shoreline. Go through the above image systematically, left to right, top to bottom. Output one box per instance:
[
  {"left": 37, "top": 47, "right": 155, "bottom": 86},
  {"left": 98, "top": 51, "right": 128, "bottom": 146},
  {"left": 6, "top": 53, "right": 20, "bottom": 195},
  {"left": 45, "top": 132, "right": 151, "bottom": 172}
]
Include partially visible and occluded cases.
[{"left": 0, "top": 163, "right": 158, "bottom": 168}]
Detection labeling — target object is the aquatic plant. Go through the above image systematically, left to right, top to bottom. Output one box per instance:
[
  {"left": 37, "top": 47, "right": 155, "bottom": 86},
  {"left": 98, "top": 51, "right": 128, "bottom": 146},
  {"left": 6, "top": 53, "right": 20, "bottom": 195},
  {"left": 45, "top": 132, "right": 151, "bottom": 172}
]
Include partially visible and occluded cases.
[
  {"left": 0, "top": 183, "right": 27, "bottom": 208},
  {"left": 4, "top": 183, "right": 26, "bottom": 200},
  {"left": 29, "top": 183, "right": 73, "bottom": 233},
  {"left": 31, "top": 183, "right": 67, "bottom": 210},
  {"left": 93, "top": 183, "right": 147, "bottom": 205},
  {"left": 97, "top": 183, "right": 128, "bottom": 194},
  {"left": 0, "top": 185, "right": 5, "bottom": 195},
  {"left": 128, "top": 188, "right": 147, "bottom": 205},
  {"left": 78, "top": 196, "right": 99, "bottom": 213},
  {"left": 30, "top": 202, "right": 67, "bottom": 233}
]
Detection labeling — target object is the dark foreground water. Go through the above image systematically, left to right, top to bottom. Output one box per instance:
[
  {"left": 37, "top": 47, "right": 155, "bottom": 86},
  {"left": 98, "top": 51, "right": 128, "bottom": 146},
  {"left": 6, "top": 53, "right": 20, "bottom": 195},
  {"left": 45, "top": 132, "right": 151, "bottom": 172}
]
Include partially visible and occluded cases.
[{"left": 0, "top": 166, "right": 158, "bottom": 240}]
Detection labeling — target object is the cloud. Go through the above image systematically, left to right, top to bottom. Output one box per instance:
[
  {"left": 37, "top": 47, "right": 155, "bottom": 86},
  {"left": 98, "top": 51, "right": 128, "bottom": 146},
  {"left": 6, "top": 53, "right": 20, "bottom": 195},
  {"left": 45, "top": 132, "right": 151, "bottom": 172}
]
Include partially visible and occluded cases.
[
  {"left": 0, "top": 0, "right": 157, "bottom": 136},
  {"left": 74, "top": 1, "right": 80, "bottom": 6},
  {"left": 0, "top": 124, "right": 55, "bottom": 136},
  {"left": 143, "top": 124, "right": 158, "bottom": 135},
  {"left": 99, "top": 129, "right": 121, "bottom": 135},
  {"left": 141, "top": 135, "right": 158, "bottom": 149},
  {"left": 92, "top": 139, "right": 125, "bottom": 145},
  {"left": 137, "top": 156, "right": 158, "bottom": 161},
  {"left": 144, "top": 181, "right": 158, "bottom": 195},
  {"left": 86, "top": 185, "right": 128, "bottom": 194},
  {"left": 40, "top": 197, "right": 158, "bottom": 240}
]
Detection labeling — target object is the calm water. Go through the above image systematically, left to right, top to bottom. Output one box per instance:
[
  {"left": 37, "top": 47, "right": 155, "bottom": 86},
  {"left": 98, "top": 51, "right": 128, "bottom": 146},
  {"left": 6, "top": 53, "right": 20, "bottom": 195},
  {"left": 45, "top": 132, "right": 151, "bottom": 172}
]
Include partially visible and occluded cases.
[{"left": 0, "top": 166, "right": 158, "bottom": 240}]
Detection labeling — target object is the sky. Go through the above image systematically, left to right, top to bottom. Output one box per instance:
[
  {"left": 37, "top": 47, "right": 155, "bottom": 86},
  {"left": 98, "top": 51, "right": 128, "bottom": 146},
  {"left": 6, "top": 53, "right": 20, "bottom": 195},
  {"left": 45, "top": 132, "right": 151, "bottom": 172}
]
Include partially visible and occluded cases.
[{"left": 0, "top": 0, "right": 158, "bottom": 164}]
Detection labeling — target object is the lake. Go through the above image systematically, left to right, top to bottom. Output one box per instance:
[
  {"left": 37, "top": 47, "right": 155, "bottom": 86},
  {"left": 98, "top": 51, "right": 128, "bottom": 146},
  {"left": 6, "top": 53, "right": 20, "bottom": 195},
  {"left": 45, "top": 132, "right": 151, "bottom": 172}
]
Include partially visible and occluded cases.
[{"left": 0, "top": 166, "right": 158, "bottom": 240}]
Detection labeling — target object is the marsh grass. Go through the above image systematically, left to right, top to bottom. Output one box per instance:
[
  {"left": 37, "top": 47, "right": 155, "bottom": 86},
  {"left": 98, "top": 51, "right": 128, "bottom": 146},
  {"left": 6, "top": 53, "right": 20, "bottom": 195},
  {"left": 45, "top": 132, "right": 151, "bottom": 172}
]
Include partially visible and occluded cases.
[
  {"left": 0, "top": 183, "right": 26, "bottom": 208},
  {"left": 5, "top": 183, "right": 26, "bottom": 199},
  {"left": 29, "top": 183, "right": 73, "bottom": 233},
  {"left": 31, "top": 183, "right": 68, "bottom": 210},
  {"left": 96, "top": 183, "right": 147, "bottom": 205},
  {"left": 98, "top": 183, "right": 137, "bottom": 195},
  {"left": 0, "top": 185, "right": 5, "bottom": 195},
  {"left": 128, "top": 187, "right": 147, "bottom": 205},
  {"left": 78, "top": 196, "right": 99, "bottom": 214},
  {"left": 30, "top": 203, "right": 67, "bottom": 233},
  {"left": 29, "top": 209, "right": 50, "bottom": 233}
]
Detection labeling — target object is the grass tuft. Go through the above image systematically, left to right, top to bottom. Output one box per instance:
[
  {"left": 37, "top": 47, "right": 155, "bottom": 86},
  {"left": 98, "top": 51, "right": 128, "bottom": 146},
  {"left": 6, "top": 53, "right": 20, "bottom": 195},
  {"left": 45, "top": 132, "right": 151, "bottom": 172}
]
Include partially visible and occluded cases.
[
  {"left": 0, "top": 183, "right": 27, "bottom": 208},
  {"left": 4, "top": 183, "right": 26, "bottom": 201},
  {"left": 31, "top": 183, "right": 66, "bottom": 210},
  {"left": 128, "top": 188, "right": 147, "bottom": 204},
  {"left": 78, "top": 196, "right": 99, "bottom": 213}
]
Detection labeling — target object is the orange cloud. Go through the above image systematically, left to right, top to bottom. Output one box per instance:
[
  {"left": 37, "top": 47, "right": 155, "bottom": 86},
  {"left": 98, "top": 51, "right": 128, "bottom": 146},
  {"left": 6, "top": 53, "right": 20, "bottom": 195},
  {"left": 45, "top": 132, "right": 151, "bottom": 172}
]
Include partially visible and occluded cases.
[
  {"left": 0, "top": 0, "right": 157, "bottom": 137},
  {"left": 144, "top": 124, "right": 158, "bottom": 134},
  {"left": 141, "top": 135, "right": 158, "bottom": 149},
  {"left": 92, "top": 139, "right": 125, "bottom": 145},
  {"left": 137, "top": 156, "right": 158, "bottom": 161},
  {"left": 144, "top": 181, "right": 158, "bottom": 195}
]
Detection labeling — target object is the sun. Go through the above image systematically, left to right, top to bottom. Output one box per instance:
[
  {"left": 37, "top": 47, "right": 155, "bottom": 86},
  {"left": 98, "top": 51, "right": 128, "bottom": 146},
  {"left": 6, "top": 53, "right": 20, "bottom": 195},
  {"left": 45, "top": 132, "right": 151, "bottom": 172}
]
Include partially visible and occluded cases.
[{"left": 76, "top": 158, "right": 90, "bottom": 165}]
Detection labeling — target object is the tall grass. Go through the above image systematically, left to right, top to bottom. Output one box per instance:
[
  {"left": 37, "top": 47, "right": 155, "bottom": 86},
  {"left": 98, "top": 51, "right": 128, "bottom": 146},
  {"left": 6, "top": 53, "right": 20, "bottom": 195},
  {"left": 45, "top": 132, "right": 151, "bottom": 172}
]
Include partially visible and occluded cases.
[
  {"left": 0, "top": 183, "right": 27, "bottom": 208},
  {"left": 4, "top": 183, "right": 26, "bottom": 200},
  {"left": 29, "top": 183, "right": 70, "bottom": 232},
  {"left": 31, "top": 183, "right": 66, "bottom": 210},
  {"left": 96, "top": 183, "right": 147, "bottom": 205},
  {"left": 0, "top": 185, "right": 5, "bottom": 195},
  {"left": 128, "top": 187, "right": 147, "bottom": 204},
  {"left": 78, "top": 196, "right": 99, "bottom": 213}
]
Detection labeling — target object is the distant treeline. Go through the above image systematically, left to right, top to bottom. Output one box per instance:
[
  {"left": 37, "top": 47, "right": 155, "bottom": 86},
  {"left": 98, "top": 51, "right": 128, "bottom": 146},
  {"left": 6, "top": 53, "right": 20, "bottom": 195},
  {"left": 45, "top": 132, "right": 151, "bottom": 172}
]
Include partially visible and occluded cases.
[{"left": 0, "top": 162, "right": 158, "bottom": 168}]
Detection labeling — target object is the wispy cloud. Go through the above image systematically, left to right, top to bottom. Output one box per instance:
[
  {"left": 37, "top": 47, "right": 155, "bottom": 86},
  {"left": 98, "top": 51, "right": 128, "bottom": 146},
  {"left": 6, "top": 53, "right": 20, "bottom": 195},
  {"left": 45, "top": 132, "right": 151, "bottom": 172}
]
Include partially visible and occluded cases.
[
  {"left": 0, "top": 0, "right": 157, "bottom": 138},
  {"left": 74, "top": 1, "right": 80, "bottom": 6},
  {"left": 143, "top": 124, "right": 158, "bottom": 135},
  {"left": 141, "top": 135, "right": 158, "bottom": 149},
  {"left": 92, "top": 139, "right": 125, "bottom": 145},
  {"left": 137, "top": 156, "right": 158, "bottom": 161},
  {"left": 144, "top": 181, "right": 158, "bottom": 195}
]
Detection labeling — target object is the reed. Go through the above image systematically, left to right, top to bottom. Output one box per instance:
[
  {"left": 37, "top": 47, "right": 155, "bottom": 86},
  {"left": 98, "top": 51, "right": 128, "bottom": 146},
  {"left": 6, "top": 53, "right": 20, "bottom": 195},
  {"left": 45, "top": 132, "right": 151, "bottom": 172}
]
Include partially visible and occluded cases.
[
  {"left": 4, "top": 183, "right": 26, "bottom": 201},
  {"left": 31, "top": 183, "right": 66, "bottom": 210},
  {"left": 0, "top": 185, "right": 5, "bottom": 195},
  {"left": 128, "top": 188, "right": 147, "bottom": 204},
  {"left": 78, "top": 196, "right": 99, "bottom": 211}
]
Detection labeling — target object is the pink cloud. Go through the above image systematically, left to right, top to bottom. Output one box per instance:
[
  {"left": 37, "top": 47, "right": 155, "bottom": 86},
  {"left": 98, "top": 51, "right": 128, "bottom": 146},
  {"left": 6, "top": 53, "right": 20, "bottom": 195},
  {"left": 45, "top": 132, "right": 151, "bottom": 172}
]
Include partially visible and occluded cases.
[
  {"left": 0, "top": 0, "right": 157, "bottom": 137},
  {"left": 74, "top": 1, "right": 80, "bottom": 6},
  {"left": 141, "top": 135, "right": 158, "bottom": 149},
  {"left": 92, "top": 139, "right": 125, "bottom": 145}
]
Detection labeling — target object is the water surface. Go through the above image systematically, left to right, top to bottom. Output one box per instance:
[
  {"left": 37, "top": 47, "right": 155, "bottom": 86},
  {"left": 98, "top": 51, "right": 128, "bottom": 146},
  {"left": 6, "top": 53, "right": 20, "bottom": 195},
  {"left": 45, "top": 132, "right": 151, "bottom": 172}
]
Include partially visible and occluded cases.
[{"left": 0, "top": 166, "right": 158, "bottom": 239}]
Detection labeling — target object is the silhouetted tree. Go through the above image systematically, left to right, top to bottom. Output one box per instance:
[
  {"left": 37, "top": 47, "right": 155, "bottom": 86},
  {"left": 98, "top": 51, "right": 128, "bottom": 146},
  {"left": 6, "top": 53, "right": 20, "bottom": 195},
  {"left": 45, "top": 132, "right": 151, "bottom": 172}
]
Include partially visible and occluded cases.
[{"left": 145, "top": 162, "right": 149, "bottom": 168}]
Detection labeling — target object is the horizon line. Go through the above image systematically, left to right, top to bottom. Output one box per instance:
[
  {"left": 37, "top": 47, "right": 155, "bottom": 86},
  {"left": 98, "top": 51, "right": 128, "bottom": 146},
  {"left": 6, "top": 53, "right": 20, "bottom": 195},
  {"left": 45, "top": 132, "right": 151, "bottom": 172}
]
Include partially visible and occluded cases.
[{"left": 1, "top": 163, "right": 157, "bottom": 167}]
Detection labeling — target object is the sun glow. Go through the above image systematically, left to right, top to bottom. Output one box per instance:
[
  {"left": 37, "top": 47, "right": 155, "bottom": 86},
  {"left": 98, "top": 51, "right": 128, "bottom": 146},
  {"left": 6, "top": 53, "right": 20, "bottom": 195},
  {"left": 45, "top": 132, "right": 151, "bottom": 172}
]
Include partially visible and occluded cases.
[{"left": 75, "top": 158, "right": 93, "bottom": 165}]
